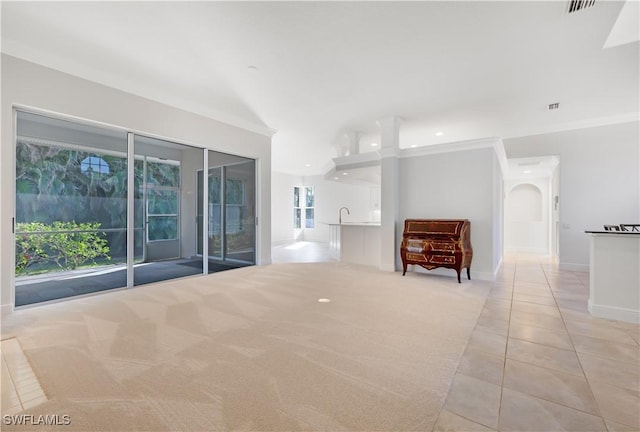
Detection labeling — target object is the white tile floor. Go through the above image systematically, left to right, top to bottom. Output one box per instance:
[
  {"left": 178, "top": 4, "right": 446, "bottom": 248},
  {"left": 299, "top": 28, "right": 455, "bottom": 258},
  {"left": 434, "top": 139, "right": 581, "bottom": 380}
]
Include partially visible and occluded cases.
[
  {"left": 271, "top": 241, "right": 337, "bottom": 263},
  {"left": 435, "top": 253, "right": 640, "bottom": 431},
  {"left": 1, "top": 338, "right": 47, "bottom": 414}
]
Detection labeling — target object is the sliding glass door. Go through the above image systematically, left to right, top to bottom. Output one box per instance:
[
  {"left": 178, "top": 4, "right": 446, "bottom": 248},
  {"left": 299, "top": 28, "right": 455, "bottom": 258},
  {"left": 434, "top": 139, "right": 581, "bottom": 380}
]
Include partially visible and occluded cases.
[
  {"left": 15, "top": 110, "right": 256, "bottom": 306},
  {"left": 15, "top": 111, "right": 129, "bottom": 306},
  {"left": 197, "top": 151, "right": 256, "bottom": 268}
]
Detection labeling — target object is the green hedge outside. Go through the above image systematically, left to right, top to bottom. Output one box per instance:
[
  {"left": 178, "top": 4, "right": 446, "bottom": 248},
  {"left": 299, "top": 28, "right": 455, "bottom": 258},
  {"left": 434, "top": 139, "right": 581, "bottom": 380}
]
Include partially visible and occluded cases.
[{"left": 15, "top": 222, "right": 111, "bottom": 275}]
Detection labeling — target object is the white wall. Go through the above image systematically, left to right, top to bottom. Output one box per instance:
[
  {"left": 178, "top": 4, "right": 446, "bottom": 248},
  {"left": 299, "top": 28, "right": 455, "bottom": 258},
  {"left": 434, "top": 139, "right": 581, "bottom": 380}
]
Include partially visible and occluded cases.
[
  {"left": 1, "top": 54, "right": 272, "bottom": 311},
  {"left": 503, "top": 121, "right": 640, "bottom": 271},
  {"left": 398, "top": 146, "right": 502, "bottom": 280},
  {"left": 271, "top": 171, "right": 303, "bottom": 245},
  {"left": 504, "top": 179, "right": 550, "bottom": 254}
]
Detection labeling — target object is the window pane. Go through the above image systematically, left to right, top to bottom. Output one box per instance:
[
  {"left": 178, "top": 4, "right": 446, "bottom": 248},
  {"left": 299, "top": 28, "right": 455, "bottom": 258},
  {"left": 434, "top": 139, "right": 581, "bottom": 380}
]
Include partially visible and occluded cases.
[
  {"left": 146, "top": 161, "right": 180, "bottom": 187},
  {"left": 226, "top": 178, "right": 244, "bottom": 205},
  {"left": 294, "top": 187, "right": 300, "bottom": 207},
  {"left": 305, "top": 187, "right": 314, "bottom": 207},
  {"left": 147, "top": 189, "right": 178, "bottom": 214},
  {"left": 294, "top": 208, "right": 301, "bottom": 229},
  {"left": 305, "top": 208, "right": 315, "bottom": 228},
  {"left": 148, "top": 216, "right": 177, "bottom": 240}
]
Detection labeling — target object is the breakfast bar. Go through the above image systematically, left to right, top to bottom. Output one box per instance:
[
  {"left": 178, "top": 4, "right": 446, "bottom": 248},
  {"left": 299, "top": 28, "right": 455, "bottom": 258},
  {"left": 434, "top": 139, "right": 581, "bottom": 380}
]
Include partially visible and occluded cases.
[{"left": 585, "top": 230, "right": 640, "bottom": 323}]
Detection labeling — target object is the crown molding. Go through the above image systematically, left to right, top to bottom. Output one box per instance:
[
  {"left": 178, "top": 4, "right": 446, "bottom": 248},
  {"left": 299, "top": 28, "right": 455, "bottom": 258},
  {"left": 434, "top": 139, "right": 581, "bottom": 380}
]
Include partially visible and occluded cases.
[
  {"left": 503, "top": 112, "right": 640, "bottom": 141},
  {"left": 399, "top": 136, "right": 502, "bottom": 159}
]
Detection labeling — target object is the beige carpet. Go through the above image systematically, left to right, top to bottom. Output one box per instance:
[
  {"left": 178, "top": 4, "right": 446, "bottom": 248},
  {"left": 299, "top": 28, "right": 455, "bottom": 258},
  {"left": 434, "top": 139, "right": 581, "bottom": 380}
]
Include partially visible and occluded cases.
[{"left": 1, "top": 262, "right": 491, "bottom": 431}]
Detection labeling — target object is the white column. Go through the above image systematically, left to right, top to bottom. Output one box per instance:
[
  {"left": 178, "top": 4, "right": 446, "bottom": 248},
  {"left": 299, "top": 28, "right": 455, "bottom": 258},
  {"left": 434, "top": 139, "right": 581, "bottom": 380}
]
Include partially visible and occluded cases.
[{"left": 377, "top": 117, "right": 402, "bottom": 272}]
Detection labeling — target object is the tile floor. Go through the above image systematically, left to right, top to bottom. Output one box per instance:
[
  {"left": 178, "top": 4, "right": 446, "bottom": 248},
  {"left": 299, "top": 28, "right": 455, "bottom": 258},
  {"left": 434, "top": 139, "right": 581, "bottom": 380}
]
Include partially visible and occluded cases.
[
  {"left": 272, "top": 241, "right": 338, "bottom": 263},
  {"left": 435, "top": 254, "right": 640, "bottom": 432},
  {"left": 1, "top": 338, "right": 47, "bottom": 415}
]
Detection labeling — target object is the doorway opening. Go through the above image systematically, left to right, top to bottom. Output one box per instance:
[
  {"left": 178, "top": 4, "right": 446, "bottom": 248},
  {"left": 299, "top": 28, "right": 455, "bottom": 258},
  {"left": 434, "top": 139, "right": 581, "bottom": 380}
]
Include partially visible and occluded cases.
[{"left": 504, "top": 156, "right": 560, "bottom": 259}]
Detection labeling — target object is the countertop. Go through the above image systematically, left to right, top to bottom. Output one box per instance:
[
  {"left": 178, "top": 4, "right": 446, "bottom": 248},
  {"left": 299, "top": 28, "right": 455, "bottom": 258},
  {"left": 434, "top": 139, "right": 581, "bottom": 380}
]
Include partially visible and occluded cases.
[{"left": 584, "top": 231, "right": 640, "bottom": 235}]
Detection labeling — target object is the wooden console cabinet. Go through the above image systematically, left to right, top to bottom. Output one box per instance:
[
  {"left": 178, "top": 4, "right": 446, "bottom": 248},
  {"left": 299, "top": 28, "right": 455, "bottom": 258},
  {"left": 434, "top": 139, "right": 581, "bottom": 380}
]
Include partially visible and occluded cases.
[{"left": 400, "top": 219, "right": 473, "bottom": 283}]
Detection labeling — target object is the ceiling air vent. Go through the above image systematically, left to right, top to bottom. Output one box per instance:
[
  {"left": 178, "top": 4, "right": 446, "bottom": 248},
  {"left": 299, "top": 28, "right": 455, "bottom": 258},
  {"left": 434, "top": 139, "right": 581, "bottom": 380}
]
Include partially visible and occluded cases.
[{"left": 568, "top": 0, "right": 595, "bottom": 14}]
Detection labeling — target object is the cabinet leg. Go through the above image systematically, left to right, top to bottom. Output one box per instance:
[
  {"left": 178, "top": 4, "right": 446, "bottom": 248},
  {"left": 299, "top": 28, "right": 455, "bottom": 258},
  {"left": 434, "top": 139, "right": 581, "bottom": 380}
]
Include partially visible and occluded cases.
[
  {"left": 402, "top": 263, "right": 407, "bottom": 276},
  {"left": 467, "top": 267, "right": 471, "bottom": 280},
  {"left": 457, "top": 270, "right": 461, "bottom": 283}
]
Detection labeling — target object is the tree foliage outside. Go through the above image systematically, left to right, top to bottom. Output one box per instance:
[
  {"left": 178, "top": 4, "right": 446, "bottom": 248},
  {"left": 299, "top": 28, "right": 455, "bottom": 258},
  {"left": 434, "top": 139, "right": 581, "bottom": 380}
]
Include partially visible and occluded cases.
[
  {"left": 15, "top": 141, "right": 181, "bottom": 275},
  {"left": 15, "top": 222, "right": 110, "bottom": 275}
]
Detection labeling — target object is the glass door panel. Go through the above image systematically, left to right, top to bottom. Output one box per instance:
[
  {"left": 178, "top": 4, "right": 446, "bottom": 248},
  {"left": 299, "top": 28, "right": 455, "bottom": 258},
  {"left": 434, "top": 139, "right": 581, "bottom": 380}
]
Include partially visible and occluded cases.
[
  {"left": 15, "top": 111, "right": 128, "bottom": 306},
  {"left": 133, "top": 135, "right": 203, "bottom": 286},
  {"left": 198, "top": 152, "right": 256, "bottom": 269},
  {"left": 224, "top": 161, "right": 255, "bottom": 264},
  {"left": 197, "top": 167, "right": 222, "bottom": 259},
  {"left": 208, "top": 167, "right": 223, "bottom": 258}
]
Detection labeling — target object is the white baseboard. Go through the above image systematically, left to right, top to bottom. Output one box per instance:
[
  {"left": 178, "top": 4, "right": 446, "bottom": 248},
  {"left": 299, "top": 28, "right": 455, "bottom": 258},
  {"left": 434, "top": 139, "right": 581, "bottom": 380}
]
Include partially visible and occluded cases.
[
  {"left": 493, "top": 258, "right": 503, "bottom": 280},
  {"left": 559, "top": 262, "right": 589, "bottom": 272},
  {"left": 588, "top": 300, "right": 640, "bottom": 324},
  {"left": 1, "top": 303, "right": 14, "bottom": 317}
]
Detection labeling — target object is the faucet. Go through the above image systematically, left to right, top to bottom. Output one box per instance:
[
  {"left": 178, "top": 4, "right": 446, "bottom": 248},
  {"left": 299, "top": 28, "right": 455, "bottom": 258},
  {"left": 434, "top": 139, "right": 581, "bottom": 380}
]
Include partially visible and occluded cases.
[{"left": 339, "top": 207, "right": 350, "bottom": 224}]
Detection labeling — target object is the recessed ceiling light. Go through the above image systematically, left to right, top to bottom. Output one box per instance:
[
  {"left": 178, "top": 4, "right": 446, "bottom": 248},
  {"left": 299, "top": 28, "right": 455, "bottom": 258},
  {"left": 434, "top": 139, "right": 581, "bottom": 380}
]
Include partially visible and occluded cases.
[
  {"left": 435, "top": 132, "right": 444, "bottom": 136},
  {"left": 370, "top": 142, "right": 378, "bottom": 147},
  {"left": 411, "top": 144, "right": 418, "bottom": 148},
  {"left": 305, "top": 163, "right": 311, "bottom": 167},
  {"left": 523, "top": 170, "right": 532, "bottom": 174},
  {"left": 342, "top": 172, "right": 348, "bottom": 176},
  {"left": 333, "top": 177, "right": 340, "bottom": 180},
  {"left": 318, "top": 298, "right": 331, "bottom": 303}
]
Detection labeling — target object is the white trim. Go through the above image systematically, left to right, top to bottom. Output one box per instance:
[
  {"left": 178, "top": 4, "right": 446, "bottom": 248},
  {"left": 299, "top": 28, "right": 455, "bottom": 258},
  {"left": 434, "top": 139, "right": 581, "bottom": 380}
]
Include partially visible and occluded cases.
[
  {"left": 504, "top": 112, "right": 640, "bottom": 140},
  {"left": 126, "top": 133, "right": 134, "bottom": 288},
  {"left": 399, "top": 136, "right": 501, "bottom": 159},
  {"left": 493, "top": 139, "right": 508, "bottom": 175},
  {"left": 202, "top": 149, "right": 209, "bottom": 274},
  {"left": 332, "top": 151, "right": 380, "bottom": 170},
  {"left": 493, "top": 257, "right": 503, "bottom": 281},
  {"left": 559, "top": 262, "right": 589, "bottom": 272},
  {"left": 588, "top": 300, "right": 640, "bottom": 324},
  {"left": 1, "top": 303, "right": 13, "bottom": 317}
]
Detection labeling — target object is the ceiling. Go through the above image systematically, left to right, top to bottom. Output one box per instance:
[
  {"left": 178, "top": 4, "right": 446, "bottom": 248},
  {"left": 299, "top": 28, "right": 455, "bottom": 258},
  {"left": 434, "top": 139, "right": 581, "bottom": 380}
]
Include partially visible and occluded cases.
[{"left": 2, "top": 1, "right": 638, "bottom": 176}]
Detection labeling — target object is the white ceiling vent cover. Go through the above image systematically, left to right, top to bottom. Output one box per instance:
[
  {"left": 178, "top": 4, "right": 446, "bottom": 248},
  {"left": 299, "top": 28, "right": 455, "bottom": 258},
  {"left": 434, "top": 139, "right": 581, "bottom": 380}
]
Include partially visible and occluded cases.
[{"left": 568, "top": 0, "right": 595, "bottom": 14}]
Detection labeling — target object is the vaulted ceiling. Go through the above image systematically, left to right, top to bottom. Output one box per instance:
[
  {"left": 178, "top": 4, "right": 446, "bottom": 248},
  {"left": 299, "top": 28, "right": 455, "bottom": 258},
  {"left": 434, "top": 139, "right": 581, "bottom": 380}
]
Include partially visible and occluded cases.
[{"left": 2, "top": 1, "right": 638, "bottom": 175}]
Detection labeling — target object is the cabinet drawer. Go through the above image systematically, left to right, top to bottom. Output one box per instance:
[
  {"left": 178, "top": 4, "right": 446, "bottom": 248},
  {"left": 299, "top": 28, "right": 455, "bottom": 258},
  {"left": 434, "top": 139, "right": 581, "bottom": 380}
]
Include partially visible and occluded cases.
[
  {"left": 429, "top": 242, "right": 456, "bottom": 253},
  {"left": 406, "top": 252, "right": 428, "bottom": 263},
  {"left": 429, "top": 255, "right": 456, "bottom": 265}
]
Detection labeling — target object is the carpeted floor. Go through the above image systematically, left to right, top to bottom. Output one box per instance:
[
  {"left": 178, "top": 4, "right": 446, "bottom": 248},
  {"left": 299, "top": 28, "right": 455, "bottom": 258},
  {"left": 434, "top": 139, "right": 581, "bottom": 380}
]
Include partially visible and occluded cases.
[{"left": 1, "top": 262, "right": 491, "bottom": 431}]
